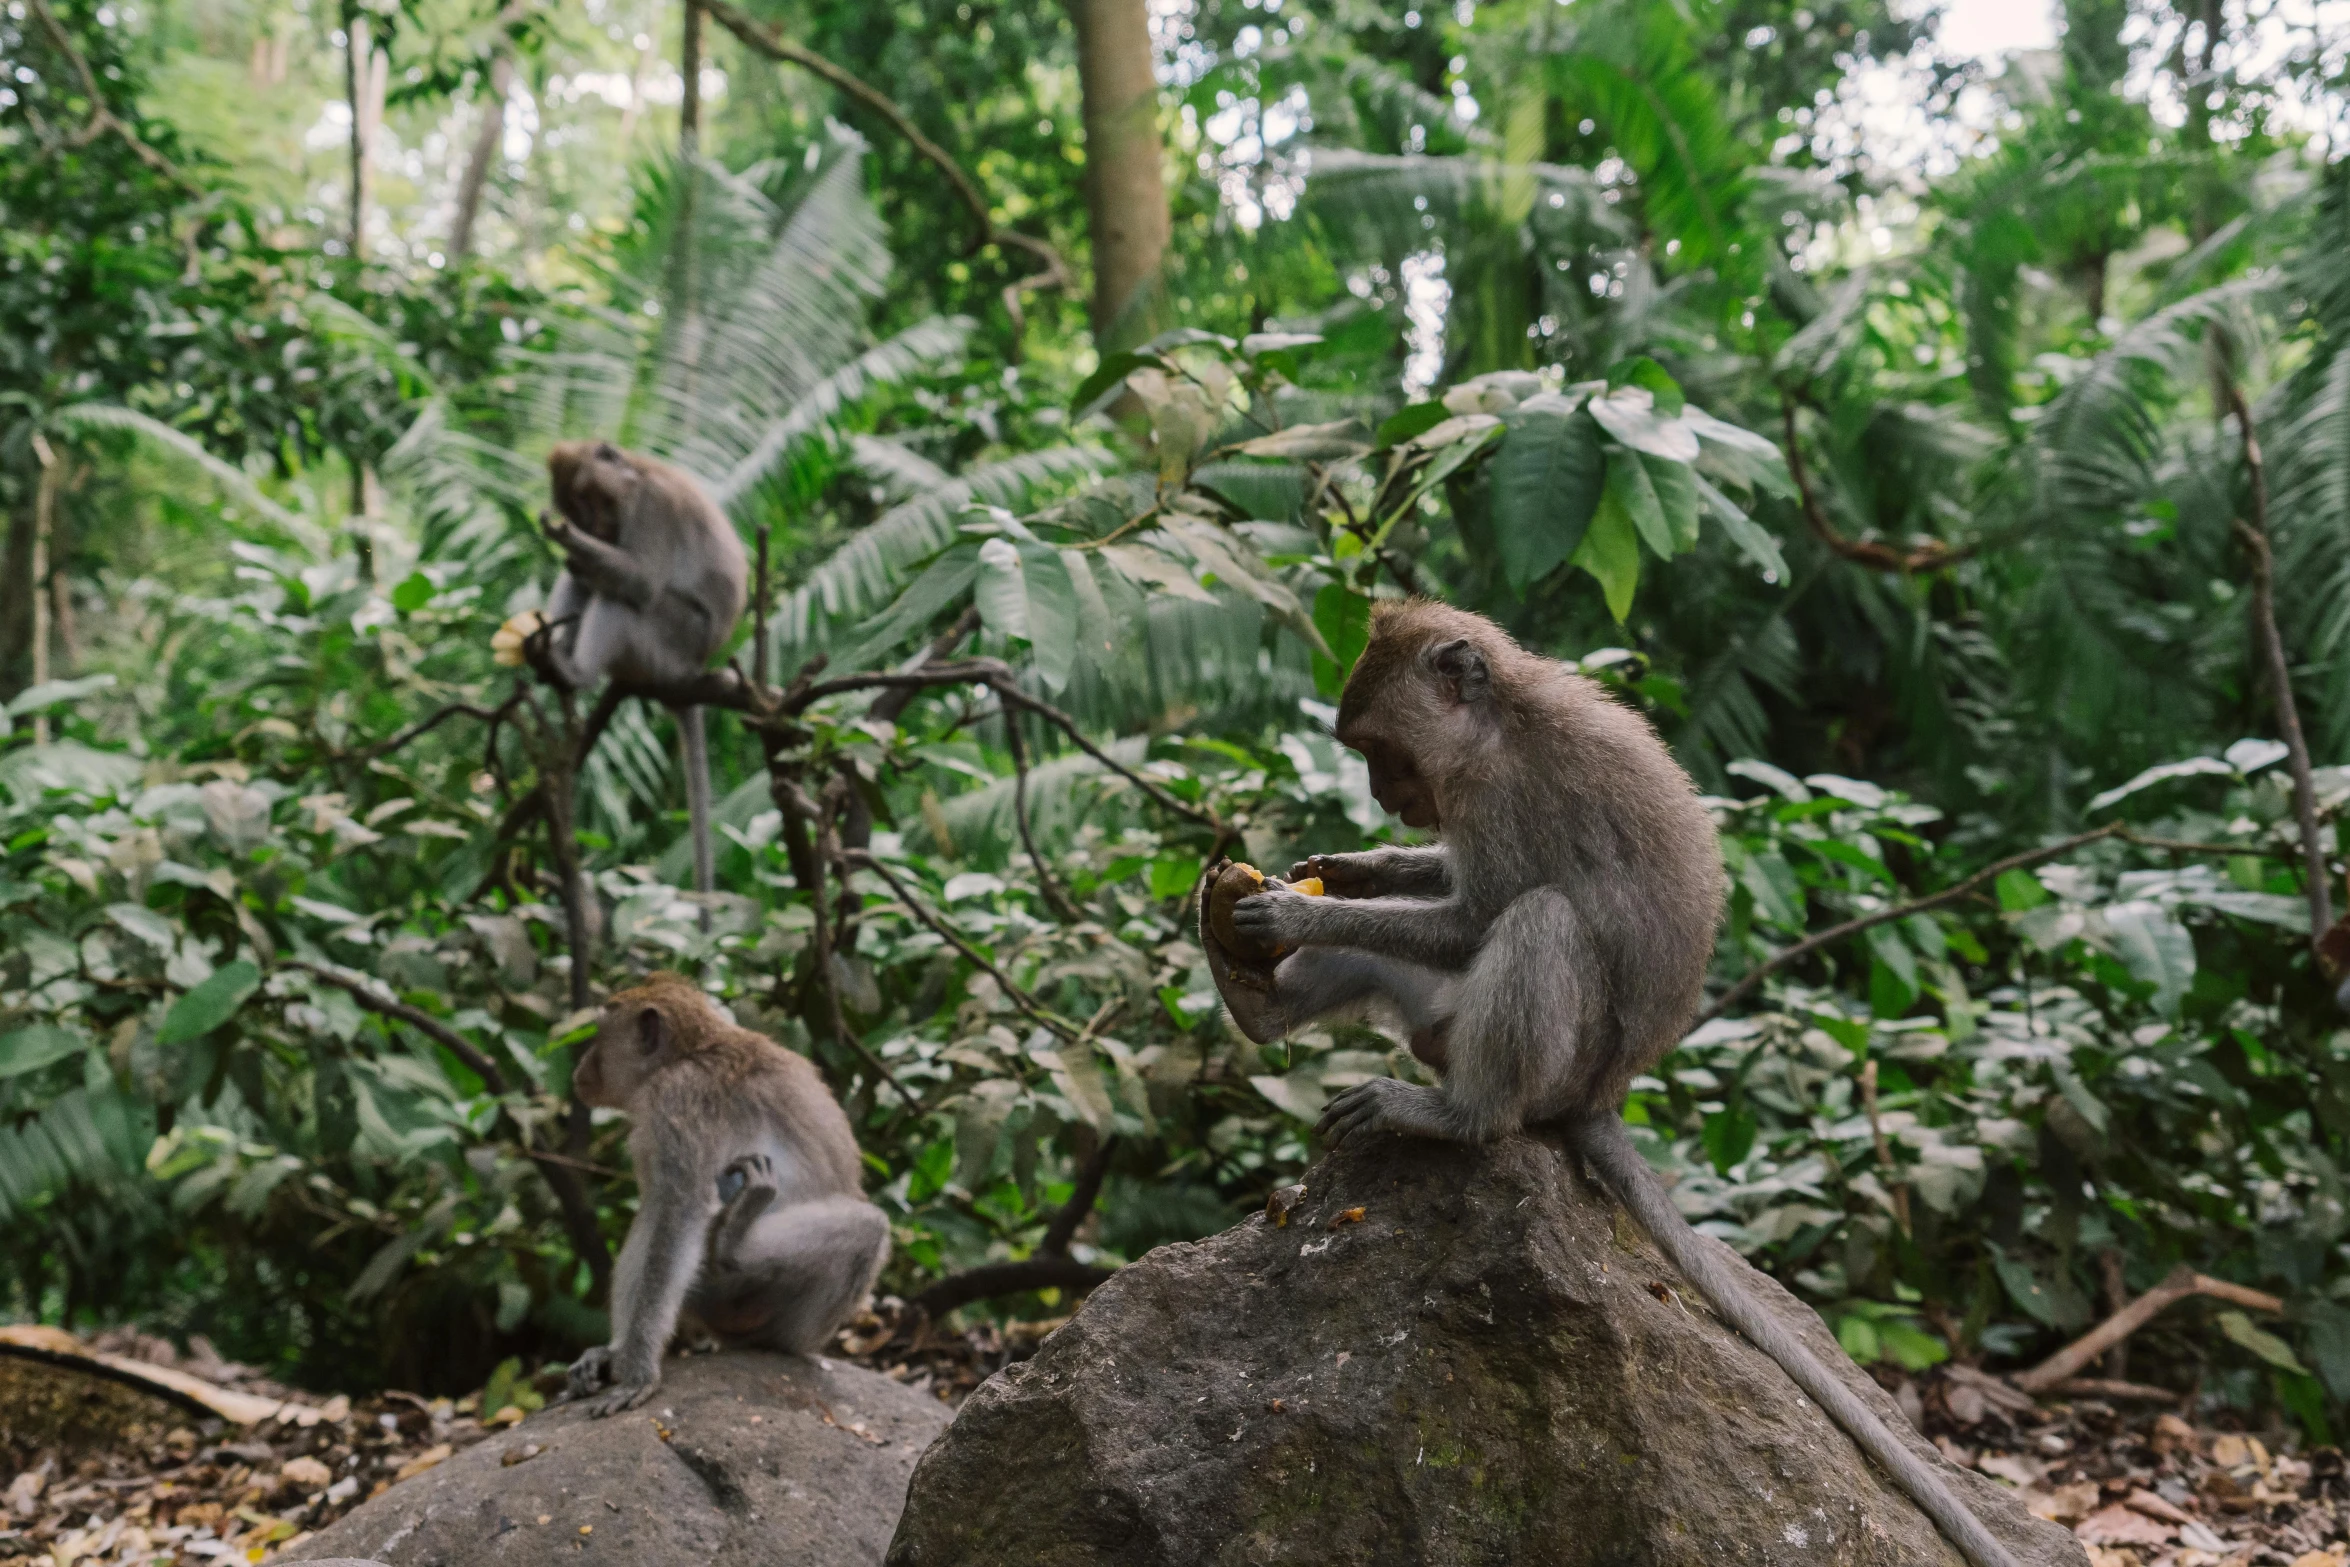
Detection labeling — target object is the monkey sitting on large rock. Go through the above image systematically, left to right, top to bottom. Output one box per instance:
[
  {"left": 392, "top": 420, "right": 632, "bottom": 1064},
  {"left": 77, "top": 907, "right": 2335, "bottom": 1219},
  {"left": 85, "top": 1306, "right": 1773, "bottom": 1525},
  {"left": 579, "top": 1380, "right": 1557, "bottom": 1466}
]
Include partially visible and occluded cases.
[
  {"left": 540, "top": 440, "right": 748, "bottom": 902},
  {"left": 1200, "top": 599, "right": 2021, "bottom": 1567},
  {"left": 562, "top": 973, "right": 889, "bottom": 1418}
]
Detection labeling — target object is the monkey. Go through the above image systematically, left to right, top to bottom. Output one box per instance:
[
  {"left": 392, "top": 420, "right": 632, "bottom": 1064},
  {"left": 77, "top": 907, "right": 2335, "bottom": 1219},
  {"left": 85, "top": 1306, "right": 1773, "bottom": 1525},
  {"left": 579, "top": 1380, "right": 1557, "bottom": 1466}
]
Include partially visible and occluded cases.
[
  {"left": 542, "top": 440, "right": 748, "bottom": 908},
  {"left": 1210, "top": 599, "right": 2022, "bottom": 1567},
  {"left": 561, "top": 972, "right": 889, "bottom": 1417}
]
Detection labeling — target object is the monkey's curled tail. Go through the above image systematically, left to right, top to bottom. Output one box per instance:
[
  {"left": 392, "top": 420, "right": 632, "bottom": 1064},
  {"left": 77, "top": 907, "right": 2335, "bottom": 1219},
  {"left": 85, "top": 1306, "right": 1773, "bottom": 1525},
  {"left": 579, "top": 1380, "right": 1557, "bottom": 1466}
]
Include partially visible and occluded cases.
[{"left": 1573, "top": 1112, "right": 2020, "bottom": 1567}]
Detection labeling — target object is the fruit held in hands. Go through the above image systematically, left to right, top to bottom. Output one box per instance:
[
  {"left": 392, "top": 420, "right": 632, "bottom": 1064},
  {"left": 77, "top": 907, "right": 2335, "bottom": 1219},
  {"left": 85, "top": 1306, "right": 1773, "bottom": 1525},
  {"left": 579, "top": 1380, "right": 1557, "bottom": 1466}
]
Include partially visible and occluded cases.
[{"left": 1207, "top": 860, "right": 1323, "bottom": 966}]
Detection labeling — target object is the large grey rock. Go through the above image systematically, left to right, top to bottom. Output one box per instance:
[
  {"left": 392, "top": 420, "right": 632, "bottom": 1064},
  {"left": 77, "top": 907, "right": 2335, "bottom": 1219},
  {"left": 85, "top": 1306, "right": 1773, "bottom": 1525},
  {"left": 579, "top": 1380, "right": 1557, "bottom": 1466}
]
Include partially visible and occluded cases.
[
  {"left": 889, "top": 1132, "right": 2085, "bottom": 1567},
  {"left": 288, "top": 1352, "right": 949, "bottom": 1567}
]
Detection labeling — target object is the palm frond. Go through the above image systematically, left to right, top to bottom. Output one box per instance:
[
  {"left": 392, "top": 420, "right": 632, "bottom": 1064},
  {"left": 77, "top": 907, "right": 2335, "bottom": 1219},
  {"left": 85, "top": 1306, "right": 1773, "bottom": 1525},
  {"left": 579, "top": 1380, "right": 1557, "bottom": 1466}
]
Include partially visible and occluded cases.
[
  {"left": 711, "top": 317, "right": 974, "bottom": 510},
  {"left": 49, "top": 404, "right": 322, "bottom": 552}
]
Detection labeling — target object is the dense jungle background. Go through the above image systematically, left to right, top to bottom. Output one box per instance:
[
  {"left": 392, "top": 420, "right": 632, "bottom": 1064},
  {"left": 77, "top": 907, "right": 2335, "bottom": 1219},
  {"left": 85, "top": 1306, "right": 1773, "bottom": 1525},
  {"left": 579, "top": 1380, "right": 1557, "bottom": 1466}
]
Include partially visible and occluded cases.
[{"left": 8, "top": 0, "right": 2350, "bottom": 1451}]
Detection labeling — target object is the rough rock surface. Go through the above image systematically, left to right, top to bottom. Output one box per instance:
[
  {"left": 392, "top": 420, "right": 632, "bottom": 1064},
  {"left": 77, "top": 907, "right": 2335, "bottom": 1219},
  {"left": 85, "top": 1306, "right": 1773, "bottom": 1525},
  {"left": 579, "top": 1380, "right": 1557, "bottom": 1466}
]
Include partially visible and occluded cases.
[
  {"left": 889, "top": 1132, "right": 2086, "bottom": 1567},
  {"left": 286, "top": 1352, "right": 949, "bottom": 1567}
]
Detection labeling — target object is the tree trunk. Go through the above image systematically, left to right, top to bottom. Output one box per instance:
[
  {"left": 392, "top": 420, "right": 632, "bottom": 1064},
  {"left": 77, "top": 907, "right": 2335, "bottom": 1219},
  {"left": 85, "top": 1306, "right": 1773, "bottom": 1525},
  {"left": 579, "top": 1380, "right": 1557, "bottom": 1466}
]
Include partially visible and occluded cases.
[
  {"left": 1067, "top": 0, "right": 1169, "bottom": 349},
  {"left": 345, "top": 9, "right": 385, "bottom": 258},
  {"left": 449, "top": 49, "right": 515, "bottom": 262},
  {"left": 28, "top": 435, "right": 56, "bottom": 741},
  {"left": 0, "top": 503, "right": 33, "bottom": 704}
]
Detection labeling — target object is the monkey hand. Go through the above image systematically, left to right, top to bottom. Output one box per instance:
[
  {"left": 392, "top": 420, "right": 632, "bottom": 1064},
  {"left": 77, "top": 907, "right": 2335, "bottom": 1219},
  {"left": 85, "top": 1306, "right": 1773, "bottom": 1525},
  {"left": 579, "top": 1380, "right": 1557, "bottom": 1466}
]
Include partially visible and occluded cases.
[
  {"left": 1287, "top": 853, "right": 1382, "bottom": 897},
  {"left": 1229, "top": 885, "right": 1324, "bottom": 950},
  {"left": 1317, "top": 1078, "right": 1449, "bottom": 1146},
  {"left": 561, "top": 1345, "right": 614, "bottom": 1403},
  {"left": 578, "top": 1377, "right": 662, "bottom": 1419}
]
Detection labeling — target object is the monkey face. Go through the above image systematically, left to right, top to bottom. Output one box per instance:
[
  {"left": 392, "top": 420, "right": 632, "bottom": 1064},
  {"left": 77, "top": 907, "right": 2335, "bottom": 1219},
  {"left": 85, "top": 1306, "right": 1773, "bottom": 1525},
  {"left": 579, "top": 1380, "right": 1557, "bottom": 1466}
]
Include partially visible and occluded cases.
[
  {"left": 546, "top": 439, "right": 642, "bottom": 543},
  {"left": 1356, "top": 736, "right": 1440, "bottom": 829},
  {"left": 573, "top": 994, "right": 679, "bottom": 1108}
]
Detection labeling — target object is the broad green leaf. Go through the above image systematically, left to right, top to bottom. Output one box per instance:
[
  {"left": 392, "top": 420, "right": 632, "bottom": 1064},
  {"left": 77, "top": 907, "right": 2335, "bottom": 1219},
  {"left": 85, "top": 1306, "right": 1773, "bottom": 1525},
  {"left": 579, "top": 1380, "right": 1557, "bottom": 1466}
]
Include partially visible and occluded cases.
[
  {"left": 1071, "top": 349, "right": 1163, "bottom": 417},
  {"left": 1603, "top": 356, "right": 1686, "bottom": 414},
  {"left": 1587, "top": 387, "right": 1701, "bottom": 462},
  {"left": 1375, "top": 401, "right": 1451, "bottom": 448},
  {"left": 1488, "top": 404, "right": 1602, "bottom": 591},
  {"left": 1684, "top": 406, "right": 1795, "bottom": 497},
  {"left": 1233, "top": 419, "right": 1370, "bottom": 461},
  {"left": 1603, "top": 450, "right": 1673, "bottom": 560},
  {"left": 1642, "top": 453, "right": 1702, "bottom": 553},
  {"left": 1572, "top": 488, "right": 1642, "bottom": 621},
  {"left": 973, "top": 537, "right": 1029, "bottom": 642},
  {"left": 1100, "top": 541, "right": 1216, "bottom": 603},
  {"left": 1015, "top": 542, "right": 1080, "bottom": 693},
  {"left": 839, "top": 546, "right": 981, "bottom": 666},
  {"left": 1058, "top": 548, "right": 1119, "bottom": 677},
  {"left": 390, "top": 573, "right": 434, "bottom": 613},
  {"left": 1311, "top": 583, "right": 1373, "bottom": 699},
  {"left": 7, "top": 673, "right": 118, "bottom": 715},
  {"left": 2224, "top": 737, "right": 2288, "bottom": 774},
  {"left": 2086, "top": 756, "right": 2234, "bottom": 813},
  {"left": 1149, "top": 854, "right": 1203, "bottom": 899},
  {"left": 1994, "top": 869, "right": 2052, "bottom": 910},
  {"left": 2102, "top": 899, "right": 2195, "bottom": 1018},
  {"left": 106, "top": 902, "right": 177, "bottom": 952},
  {"left": 159, "top": 961, "right": 261, "bottom": 1046},
  {"left": 0, "top": 1023, "right": 86, "bottom": 1078},
  {"left": 1251, "top": 1072, "right": 1328, "bottom": 1121},
  {"left": 1701, "top": 1105, "right": 1756, "bottom": 1172},
  {"left": 1992, "top": 1248, "right": 2064, "bottom": 1327},
  {"left": 2219, "top": 1310, "right": 2308, "bottom": 1374},
  {"left": 1837, "top": 1313, "right": 1883, "bottom": 1363},
  {"left": 1877, "top": 1318, "right": 1950, "bottom": 1372}
]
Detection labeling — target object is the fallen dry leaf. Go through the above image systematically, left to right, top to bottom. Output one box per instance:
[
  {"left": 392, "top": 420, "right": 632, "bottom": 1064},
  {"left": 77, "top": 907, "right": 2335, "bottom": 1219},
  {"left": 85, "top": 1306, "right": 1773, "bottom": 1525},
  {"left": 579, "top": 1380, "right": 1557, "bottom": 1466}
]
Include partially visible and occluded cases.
[
  {"left": 390, "top": 1443, "right": 453, "bottom": 1483},
  {"left": 279, "top": 1456, "right": 332, "bottom": 1489},
  {"left": 2026, "top": 1481, "right": 2100, "bottom": 1523},
  {"left": 2078, "top": 1503, "right": 2176, "bottom": 1546}
]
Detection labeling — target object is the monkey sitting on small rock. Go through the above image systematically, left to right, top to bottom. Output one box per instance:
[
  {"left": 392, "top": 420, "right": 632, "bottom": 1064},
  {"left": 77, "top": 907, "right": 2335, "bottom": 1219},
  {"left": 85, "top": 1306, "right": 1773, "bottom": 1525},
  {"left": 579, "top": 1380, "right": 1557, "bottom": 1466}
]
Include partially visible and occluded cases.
[
  {"left": 1199, "top": 599, "right": 2022, "bottom": 1567},
  {"left": 562, "top": 973, "right": 888, "bottom": 1418}
]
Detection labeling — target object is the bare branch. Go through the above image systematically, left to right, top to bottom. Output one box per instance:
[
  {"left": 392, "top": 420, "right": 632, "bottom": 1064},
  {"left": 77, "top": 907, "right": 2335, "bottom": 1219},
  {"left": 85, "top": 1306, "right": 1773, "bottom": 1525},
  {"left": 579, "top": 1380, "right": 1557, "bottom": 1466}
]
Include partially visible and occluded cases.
[
  {"left": 25, "top": 0, "right": 194, "bottom": 187},
  {"left": 697, "top": 0, "right": 1067, "bottom": 340},
  {"left": 2219, "top": 369, "right": 2334, "bottom": 950},
  {"left": 1781, "top": 396, "right": 1974, "bottom": 575},
  {"left": 354, "top": 693, "right": 521, "bottom": 763},
  {"left": 1005, "top": 710, "right": 1083, "bottom": 922},
  {"left": 806, "top": 784, "right": 923, "bottom": 1110},
  {"left": 1691, "top": 825, "right": 2125, "bottom": 1029},
  {"left": 843, "top": 849, "right": 1083, "bottom": 1040},
  {"left": 280, "top": 958, "right": 510, "bottom": 1094},
  {"left": 907, "top": 1254, "right": 1113, "bottom": 1321},
  {"left": 2013, "top": 1264, "right": 2284, "bottom": 1393}
]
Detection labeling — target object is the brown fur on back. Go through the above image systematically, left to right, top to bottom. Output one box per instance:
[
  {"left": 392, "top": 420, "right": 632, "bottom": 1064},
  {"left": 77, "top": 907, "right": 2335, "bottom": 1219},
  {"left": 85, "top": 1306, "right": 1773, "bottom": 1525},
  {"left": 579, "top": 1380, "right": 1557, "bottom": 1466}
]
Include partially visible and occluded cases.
[
  {"left": 1340, "top": 601, "right": 1724, "bottom": 1096},
  {"left": 601, "top": 973, "right": 864, "bottom": 1195}
]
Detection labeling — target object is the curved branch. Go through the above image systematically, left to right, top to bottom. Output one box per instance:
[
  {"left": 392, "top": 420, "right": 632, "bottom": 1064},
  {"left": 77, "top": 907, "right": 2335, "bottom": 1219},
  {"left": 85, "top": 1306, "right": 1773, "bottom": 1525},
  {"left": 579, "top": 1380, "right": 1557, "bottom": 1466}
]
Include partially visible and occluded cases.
[
  {"left": 25, "top": 0, "right": 193, "bottom": 187},
  {"left": 698, "top": 0, "right": 1067, "bottom": 335},
  {"left": 1779, "top": 396, "right": 1974, "bottom": 575},
  {"left": 1689, "top": 824, "right": 2125, "bottom": 1029},
  {"left": 843, "top": 848, "right": 1083, "bottom": 1040},
  {"left": 280, "top": 958, "right": 510, "bottom": 1094},
  {"left": 907, "top": 1254, "right": 1114, "bottom": 1321}
]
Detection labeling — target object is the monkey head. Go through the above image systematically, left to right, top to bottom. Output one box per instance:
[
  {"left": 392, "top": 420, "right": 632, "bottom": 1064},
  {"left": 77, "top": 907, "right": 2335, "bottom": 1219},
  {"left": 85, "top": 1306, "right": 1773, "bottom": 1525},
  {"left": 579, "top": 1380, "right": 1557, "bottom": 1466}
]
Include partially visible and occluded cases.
[
  {"left": 546, "top": 440, "right": 643, "bottom": 543},
  {"left": 1334, "top": 601, "right": 1508, "bottom": 830},
  {"left": 572, "top": 971, "right": 720, "bottom": 1109}
]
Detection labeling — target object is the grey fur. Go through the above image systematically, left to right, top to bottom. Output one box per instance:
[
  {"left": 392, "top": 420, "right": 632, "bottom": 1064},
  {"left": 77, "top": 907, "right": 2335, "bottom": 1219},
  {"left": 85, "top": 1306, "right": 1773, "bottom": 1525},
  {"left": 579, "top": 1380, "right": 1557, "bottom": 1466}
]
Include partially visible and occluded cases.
[
  {"left": 542, "top": 440, "right": 746, "bottom": 903},
  {"left": 1227, "top": 600, "right": 2017, "bottom": 1567},
  {"left": 565, "top": 974, "right": 887, "bottom": 1417}
]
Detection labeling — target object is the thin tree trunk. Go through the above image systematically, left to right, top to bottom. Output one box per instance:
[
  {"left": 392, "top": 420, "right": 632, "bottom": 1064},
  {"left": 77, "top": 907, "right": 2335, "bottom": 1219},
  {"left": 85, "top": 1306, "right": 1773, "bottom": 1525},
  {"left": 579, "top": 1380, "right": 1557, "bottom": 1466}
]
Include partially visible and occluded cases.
[
  {"left": 678, "top": 0, "right": 702, "bottom": 158},
  {"left": 1067, "top": 0, "right": 1168, "bottom": 349},
  {"left": 345, "top": 9, "right": 383, "bottom": 258},
  {"left": 449, "top": 48, "right": 515, "bottom": 262},
  {"left": 28, "top": 435, "right": 57, "bottom": 742},
  {"left": 0, "top": 505, "right": 32, "bottom": 702}
]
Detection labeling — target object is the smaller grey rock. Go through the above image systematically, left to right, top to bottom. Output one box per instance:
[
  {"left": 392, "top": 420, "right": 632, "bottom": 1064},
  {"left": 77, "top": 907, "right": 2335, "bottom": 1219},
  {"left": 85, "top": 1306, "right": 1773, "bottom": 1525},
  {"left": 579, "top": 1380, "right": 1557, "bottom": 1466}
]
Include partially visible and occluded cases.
[{"left": 286, "top": 1352, "right": 949, "bottom": 1567}]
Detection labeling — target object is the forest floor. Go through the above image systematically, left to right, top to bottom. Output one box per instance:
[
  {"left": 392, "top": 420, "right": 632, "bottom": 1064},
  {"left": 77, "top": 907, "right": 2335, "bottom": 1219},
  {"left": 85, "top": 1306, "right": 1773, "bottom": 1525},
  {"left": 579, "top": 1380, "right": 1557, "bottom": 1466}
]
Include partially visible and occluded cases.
[{"left": 0, "top": 1315, "right": 2343, "bottom": 1565}]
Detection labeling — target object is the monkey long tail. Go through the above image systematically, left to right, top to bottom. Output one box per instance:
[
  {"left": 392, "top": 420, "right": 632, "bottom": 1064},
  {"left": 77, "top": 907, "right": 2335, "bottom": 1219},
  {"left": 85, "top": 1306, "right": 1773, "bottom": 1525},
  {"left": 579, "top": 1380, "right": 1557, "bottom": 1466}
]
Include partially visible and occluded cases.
[
  {"left": 681, "top": 705, "right": 715, "bottom": 925},
  {"left": 1573, "top": 1112, "right": 2021, "bottom": 1567}
]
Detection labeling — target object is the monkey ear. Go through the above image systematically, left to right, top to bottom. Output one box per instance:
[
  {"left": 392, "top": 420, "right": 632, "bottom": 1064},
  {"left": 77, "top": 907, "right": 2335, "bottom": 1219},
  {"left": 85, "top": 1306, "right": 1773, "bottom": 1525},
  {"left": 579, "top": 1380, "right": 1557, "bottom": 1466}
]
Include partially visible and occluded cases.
[
  {"left": 595, "top": 441, "right": 622, "bottom": 461},
  {"left": 1429, "top": 638, "right": 1491, "bottom": 702},
  {"left": 637, "top": 1006, "right": 666, "bottom": 1056}
]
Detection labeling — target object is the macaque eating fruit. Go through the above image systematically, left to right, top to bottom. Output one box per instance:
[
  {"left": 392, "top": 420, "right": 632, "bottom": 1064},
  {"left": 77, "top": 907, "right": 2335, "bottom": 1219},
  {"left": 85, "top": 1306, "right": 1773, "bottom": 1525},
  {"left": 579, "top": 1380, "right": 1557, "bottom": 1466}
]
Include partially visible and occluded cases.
[
  {"left": 540, "top": 440, "right": 747, "bottom": 905},
  {"left": 1197, "top": 599, "right": 2022, "bottom": 1567}
]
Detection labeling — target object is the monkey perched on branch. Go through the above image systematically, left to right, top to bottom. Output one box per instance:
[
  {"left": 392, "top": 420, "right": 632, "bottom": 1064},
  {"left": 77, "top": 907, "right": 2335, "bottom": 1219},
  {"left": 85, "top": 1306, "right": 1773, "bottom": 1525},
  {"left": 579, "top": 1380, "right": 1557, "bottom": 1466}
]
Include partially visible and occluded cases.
[
  {"left": 541, "top": 440, "right": 747, "bottom": 902},
  {"left": 1207, "top": 600, "right": 2022, "bottom": 1567},
  {"left": 562, "top": 973, "right": 888, "bottom": 1417}
]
